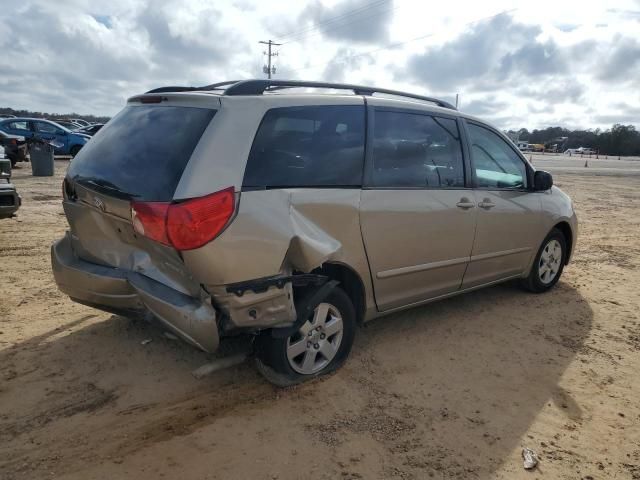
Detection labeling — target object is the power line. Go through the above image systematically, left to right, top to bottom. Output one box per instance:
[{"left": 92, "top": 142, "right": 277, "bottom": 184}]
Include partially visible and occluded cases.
[
  {"left": 274, "top": 0, "right": 391, "bottom": 44},
  {"left": 275, "top": 0, "right": 389, "bottom": 42},
  {"left": 281, "top": 2, "right": 402, "bottom": 45},
  {"left": 281, "top": 8, "right": 517, "bottom": 76},
  {"left": 259, "top": 40, "right": 282, "bottom": 79}
]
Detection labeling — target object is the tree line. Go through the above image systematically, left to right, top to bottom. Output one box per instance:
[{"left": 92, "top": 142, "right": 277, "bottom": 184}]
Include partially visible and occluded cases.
[{"left": 508, "top": 124, "right": 640, "bottom": 156}]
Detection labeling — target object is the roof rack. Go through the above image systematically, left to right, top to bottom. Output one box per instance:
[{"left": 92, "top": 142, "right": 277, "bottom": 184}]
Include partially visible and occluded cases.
[{"left": 145, "top": 79, "right": 456, "bottom": 110}]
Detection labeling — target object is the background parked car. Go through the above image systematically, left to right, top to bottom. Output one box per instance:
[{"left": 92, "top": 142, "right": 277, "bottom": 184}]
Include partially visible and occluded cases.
[
  {"left": 0, "top": 118, "right": 90, "bottom": 156},
  {"left": 70, "top": 118, "right": 91, "bottom": 127},
  {"left": 52, "top": 119, "right": 84, "bottom": 131},
  {"left": 74, "top": 123, "right": 103, "bottom": 136},
  {"left": 0, "top": 130, "right": 27, "bottom": 167},
  {"left": 0, "top": 144, "right": 21, "bottom": 218},
  {"left": 576, "top": 147, "right": 596, "bottom": 155}
]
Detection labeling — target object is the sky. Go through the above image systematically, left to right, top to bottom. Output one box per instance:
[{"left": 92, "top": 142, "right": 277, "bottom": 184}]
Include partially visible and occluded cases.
[{"left": 0, "top": 0, "right": 639, "bottom": 131}]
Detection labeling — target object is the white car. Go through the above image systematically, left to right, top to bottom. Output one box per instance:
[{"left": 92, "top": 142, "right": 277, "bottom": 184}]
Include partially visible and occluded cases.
[{"left": 566, "top": 147, "right": 595, "bottom": 155}]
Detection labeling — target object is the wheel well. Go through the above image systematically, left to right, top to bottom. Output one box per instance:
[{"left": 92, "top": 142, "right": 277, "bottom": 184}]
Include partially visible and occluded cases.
[
  {"left": 554, "top": 221, "right": 573, "bottom": 264},
  {"left": 313, "top": 263, "right": 366, "bottom": 325}
]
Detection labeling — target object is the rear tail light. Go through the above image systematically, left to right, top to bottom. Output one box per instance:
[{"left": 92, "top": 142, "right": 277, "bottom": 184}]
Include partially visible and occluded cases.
[
  {"left": 131, "top": 187, "right": 235, "bottom": 251},
  {"left": 166, "top": 188, "right": 235, "bottom": 250},
  {"left": 131, "top": 201, "right": 170, "bottom": 245}
]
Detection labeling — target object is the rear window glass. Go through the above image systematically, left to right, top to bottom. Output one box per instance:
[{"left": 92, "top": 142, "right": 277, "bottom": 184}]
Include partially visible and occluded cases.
[
  {"left": 67, "top": 105, "right": 215, "bottom": 201},
  {"left": 243, "top": 105, "right": 365, "bottom": 189}
]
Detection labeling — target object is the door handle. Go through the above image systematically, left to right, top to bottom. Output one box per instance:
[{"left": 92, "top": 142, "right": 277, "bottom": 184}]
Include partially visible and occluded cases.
[
  {"left": 456, "top": 198, "right": 475, "bottom": 209},
  {"left": 478, "top": 199, "right": 496, "bottom": 209}
]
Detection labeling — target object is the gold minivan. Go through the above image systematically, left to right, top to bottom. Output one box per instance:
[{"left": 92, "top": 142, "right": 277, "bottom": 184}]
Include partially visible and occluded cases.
[{"left": 52, "top": 80, "right": 577, "bottom": 385}]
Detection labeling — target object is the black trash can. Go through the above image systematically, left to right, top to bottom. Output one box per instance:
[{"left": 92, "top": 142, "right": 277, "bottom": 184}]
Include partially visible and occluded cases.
[{"left": 29, "top": 141, "right": 55, "bottom": 176}]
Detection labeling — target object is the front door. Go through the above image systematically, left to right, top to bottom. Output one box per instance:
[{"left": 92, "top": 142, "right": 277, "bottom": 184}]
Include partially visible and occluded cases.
[
  {"left": 360, "top": 107, "right": 477, "bottom": 311},
  {"left": 34, "top": 121, "right": 67, "bottom": 153},
  {"left": 461, "top": 121, "right": 542, "bottom": 288}
]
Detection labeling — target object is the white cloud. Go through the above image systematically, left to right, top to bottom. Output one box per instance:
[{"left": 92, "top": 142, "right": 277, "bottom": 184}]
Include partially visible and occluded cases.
[{"left": 0, "top": 0, "right": 638, "bottom": 130}]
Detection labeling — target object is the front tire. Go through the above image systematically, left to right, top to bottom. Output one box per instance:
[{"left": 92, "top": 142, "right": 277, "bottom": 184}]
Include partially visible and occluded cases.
[
  {"left": 521, "top": 228, "right": 567, "bottom": 293},
  {"left": 255, "top": 287, "right": 356, "bottom": 387}
]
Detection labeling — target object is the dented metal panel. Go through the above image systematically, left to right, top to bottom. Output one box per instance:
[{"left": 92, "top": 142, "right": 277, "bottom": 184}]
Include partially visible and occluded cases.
[
  {"left": 182, "top": 189, "right": 376, "bottom": 327},
  {"left": 63, "top": 192, "right": 201, "bottom": 297},
  {"left": 52, "top": 233, "right": 219, "bottom": 352},
  {"left": 209, "top": 282, "right": 296, "bottom": 330}
]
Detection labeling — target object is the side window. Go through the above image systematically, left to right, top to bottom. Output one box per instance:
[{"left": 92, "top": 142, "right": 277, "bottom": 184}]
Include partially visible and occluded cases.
[
  {"left": 243, "top": 105, "right": 365, "bottom": 188},
  {"left": 370, "top": 111, "right": 465, "bottom": 188},
  {"left": 8, "top": 121, "right": 29, "bottom": 131},
  {"left": 35, "top": 122, "right": 58, "bottom": 134},
  {"left": 467, "top": 123, "right": 527, "bottom": 189}
]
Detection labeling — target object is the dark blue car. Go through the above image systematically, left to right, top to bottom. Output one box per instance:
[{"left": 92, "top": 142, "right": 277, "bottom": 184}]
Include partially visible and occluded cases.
[{"left": 0, "top": 118, "right": 90, "bottom": 156}]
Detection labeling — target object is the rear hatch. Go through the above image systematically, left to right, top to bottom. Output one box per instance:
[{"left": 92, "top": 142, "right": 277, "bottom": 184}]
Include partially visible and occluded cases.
[{"left": 63, "top": 99, "right": 218, "bottom": 296}]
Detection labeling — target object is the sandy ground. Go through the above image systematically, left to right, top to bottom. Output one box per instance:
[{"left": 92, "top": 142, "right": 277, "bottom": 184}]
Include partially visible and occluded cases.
[{"left": 1, "top": 157, "right": 639, "bottom": 479}]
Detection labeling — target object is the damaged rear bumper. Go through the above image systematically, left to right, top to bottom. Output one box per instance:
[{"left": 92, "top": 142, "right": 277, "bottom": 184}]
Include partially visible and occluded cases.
[{"left": 51, "top": 232, "right": 219, "bottom": 352}]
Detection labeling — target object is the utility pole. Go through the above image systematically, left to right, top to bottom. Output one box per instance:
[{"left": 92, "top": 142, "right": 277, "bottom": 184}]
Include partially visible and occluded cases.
[{"left": 259, "top": 40, "right": 281, "bottom": 79}]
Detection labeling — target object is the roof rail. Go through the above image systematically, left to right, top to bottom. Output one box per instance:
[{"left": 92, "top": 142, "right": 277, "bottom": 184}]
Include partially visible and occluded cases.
[
  {"left": 145, "top": 79, "right": 456, "bottom": 110},
  {"left": 224, "top": 80, "right": 456, "bottom": 110}
]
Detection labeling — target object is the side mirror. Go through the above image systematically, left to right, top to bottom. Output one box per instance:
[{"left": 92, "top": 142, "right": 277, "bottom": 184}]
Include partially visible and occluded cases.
[{"left": 533, "top": 170, "right": 553, "bottom": 191}]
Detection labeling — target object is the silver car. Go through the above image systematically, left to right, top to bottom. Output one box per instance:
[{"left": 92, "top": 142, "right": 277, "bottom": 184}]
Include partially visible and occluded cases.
[{"left": 52, "top": 80, "right": 577, "bottom": 386}]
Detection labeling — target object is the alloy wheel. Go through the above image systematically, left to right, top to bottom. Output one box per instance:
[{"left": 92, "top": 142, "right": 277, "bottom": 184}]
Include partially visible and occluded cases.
[{"left": 286, "top": 302, "right": 343, "bottom": 375}]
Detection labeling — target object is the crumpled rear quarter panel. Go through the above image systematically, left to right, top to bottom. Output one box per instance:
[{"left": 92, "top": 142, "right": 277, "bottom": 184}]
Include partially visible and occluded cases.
[{"left": 181, "top": 189, "right": 375, "bottom": 326}]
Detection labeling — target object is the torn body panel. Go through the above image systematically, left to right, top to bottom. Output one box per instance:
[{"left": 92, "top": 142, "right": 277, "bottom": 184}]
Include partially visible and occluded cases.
[
  {"left": 182, "top": 189, "right": 376, "bottom": 330},
  {"left": 52, "top": 232, "right": 219, "bottom": 352},
  {"left": 209, "top": 281, "right": 296, "bottom": 330}
]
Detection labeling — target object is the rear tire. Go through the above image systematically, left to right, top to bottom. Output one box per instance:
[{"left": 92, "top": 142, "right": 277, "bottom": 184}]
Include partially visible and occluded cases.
[
  {"left": 521, "top": 228, "right": 567, "bottom": 293},
  {"left": 255, "top": 287, "right": 356, "bottom": 387}
]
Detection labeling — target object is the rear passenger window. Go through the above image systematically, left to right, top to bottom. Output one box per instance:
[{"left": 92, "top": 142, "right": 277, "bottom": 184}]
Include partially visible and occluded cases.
[
  {"left": 243, "top": 105, "right": 365, "bottom": 188},
  {"left": 370, "top": 111, "right": 465, "bottom": 188},
  {"left": 8, "top": 121, "right": 29, "bottom": 131}
]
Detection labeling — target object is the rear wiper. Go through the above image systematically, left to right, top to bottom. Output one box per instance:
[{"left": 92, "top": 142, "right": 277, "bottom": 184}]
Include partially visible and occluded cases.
[{"left": 73, "top": 176, "right": 140, "bottom": 199}]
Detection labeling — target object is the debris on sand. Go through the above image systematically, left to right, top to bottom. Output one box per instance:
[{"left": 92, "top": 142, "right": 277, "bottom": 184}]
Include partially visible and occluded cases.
[
  {"left": 140, "top": 338, "right": 152, "bottom": 345},
  {"left": 192, "top": 354, "right": 247, "bottom": 379},
  {"left": 522, "top": 448, "right": 539, "bottom": 470}
]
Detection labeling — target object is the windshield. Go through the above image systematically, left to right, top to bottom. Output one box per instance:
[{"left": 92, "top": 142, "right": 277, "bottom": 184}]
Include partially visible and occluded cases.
[{"left": 67, "top": 105, "right": 216, "bottom": 201}]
